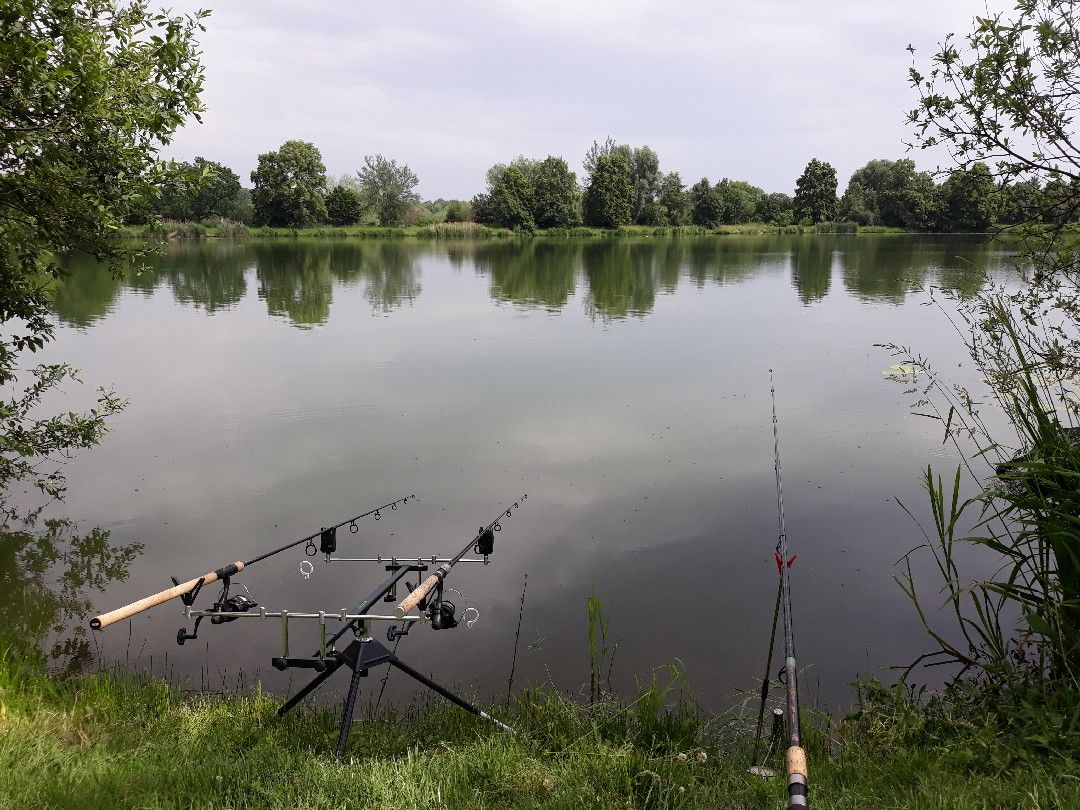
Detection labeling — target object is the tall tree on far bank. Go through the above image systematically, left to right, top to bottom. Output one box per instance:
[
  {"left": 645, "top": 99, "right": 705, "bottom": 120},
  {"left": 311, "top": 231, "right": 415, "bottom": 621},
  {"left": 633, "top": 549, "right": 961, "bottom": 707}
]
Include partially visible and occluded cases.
[
  {"left": 1, "top": 1, "right": 208, "bottom": 499},
  {"left": 251, "top": 140, "right": 328, "bottom": 227},
  {"left": 629, "top": 146, "right": 662, "bottom": 225},
  {"left": 584, "top": 152, "right": 633, "bottom": 228},
  {"left": 356, "top": 155, "right": 420, "bottom": 226},
  {"left": 532, "top": 156, "right": 581, "bottom": 228},
  {"left": 157, "top": 157, "right": 246, "bottom": 222},
  {"left": 793, "top": 158, "right": 838, "bottom": 223},
  {"left": 940, "top": 162, "right": 997, "bottom": 232},
  {"left": 658, "top": 172, "right": 690, "bottom": 225},
  {"left": 689, "top": 178, "right": 722, "bottom": 227},
  {"left": 325, "top": 184, "right": 363, "bottom": 226}
]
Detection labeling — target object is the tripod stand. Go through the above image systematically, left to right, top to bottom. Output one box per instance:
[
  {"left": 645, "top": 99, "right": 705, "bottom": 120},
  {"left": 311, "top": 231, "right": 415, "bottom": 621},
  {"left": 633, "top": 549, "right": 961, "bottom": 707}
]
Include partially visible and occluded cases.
[{"left": 277, "top": 633, "right": 512, "bottom": 756}]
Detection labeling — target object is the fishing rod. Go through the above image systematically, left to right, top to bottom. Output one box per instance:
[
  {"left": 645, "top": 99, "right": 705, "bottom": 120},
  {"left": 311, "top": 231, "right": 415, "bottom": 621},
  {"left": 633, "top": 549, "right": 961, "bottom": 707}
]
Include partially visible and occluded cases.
[
  {"left": 769, "top": 371, "right": 809, "bottom": 810},
  {"left": 89, "top": 493, "right": 415, "bottom": 630},
  {"left": 394, "top": 494, "right": 527, "bottom": 620}
]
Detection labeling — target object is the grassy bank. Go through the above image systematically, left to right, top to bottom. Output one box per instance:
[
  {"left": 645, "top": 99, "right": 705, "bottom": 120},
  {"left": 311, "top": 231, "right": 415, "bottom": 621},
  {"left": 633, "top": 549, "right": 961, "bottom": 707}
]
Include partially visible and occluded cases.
[
  {"left": 123, "top": 220, "right": 911, "bottom": 242},
  {"left": 1, "top": 652, "right": 1076, "bottom": 808}
]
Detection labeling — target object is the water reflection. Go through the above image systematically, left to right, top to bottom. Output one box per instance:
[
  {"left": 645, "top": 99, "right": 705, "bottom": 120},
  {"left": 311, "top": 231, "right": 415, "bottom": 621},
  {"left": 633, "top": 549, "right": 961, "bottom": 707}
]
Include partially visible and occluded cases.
[
  {"left": 51, "top": 235, "right": 1007, "bottom": 327},
  {"left": 791, "top": 239, "right": 834, "bottom": 304},
  {"left": 478, "top": 242, "right": 577, "bottom": 311},
  {"left": 52, "top": 253, "right": 123, "bottom": 327},
  {"left": 0, "top": 509, "right": 142, "bottom": 673}
]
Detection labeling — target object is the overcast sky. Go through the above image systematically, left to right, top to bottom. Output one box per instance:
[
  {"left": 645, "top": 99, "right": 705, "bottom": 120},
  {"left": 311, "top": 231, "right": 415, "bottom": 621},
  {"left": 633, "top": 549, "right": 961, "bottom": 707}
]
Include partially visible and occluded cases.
[{"left": 162, "top": 1, "right": 991, "bottom": 200}]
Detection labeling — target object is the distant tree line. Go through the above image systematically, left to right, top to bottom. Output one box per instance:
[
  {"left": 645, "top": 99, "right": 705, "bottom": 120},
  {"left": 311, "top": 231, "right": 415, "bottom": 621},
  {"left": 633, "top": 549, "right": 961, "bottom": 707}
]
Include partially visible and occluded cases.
[
  {"left": 127, "top": 137, "right": 1068, "bottom": 233},
  {"left": 128, "top": 140, "right": 436, "bottom": 228}
]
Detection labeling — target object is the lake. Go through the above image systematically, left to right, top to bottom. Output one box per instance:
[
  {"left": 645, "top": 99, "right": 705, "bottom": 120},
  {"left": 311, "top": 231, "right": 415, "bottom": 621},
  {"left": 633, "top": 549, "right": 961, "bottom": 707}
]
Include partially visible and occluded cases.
[{"left": 25, "top": 235, "right": 1015, "bottom": 714}]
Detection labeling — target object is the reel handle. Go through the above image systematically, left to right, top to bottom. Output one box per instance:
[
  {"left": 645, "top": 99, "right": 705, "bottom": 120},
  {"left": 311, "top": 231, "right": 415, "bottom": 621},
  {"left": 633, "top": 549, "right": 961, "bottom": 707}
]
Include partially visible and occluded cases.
[
  {"left": 90, "top": 561, "right": 246, "bottom": 630},
  {"left": 394, "top": 563, "right": 451, "bottom": 618}
]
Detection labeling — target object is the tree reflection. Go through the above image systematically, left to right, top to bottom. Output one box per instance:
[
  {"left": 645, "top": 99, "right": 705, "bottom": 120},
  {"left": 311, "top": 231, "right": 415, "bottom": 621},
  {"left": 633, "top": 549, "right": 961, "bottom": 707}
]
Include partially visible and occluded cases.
[
  {"left": 790, "top": 238, "right": 834, "bottom": 304},
  {"left": 583, "top": 241, "right": 656, "bottom": 320},
  {"left": 254, "top": 242, "right": 334, "bottom": 327},
  {"left": 478, "top": 242, "right": 578, "bottom": 311},
  {"left": 158, "top": 243, "right": 249, "bottom": 313},
  {"left": 355, "top": 243, "right": 422, "bottom": 313},
  {"left": 51, "top": 253, "right": 124, "bottom": 327},
  {"left": 0, "top": 507, "right": 142, "bottom": 672}
]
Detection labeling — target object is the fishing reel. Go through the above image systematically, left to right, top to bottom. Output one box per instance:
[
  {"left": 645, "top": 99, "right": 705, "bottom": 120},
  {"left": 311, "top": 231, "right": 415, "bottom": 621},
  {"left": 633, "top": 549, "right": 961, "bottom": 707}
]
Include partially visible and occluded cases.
[
  {"left": 176, "top": 577, "right": 258, "bottom": 645},
  {"left": 427, "top": 584, "right": 478, "bottom": 631}
]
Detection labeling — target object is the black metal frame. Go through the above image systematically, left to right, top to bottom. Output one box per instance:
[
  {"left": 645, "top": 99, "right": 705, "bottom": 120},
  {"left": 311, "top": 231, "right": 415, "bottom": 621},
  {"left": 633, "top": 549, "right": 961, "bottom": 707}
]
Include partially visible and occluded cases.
[{"left": 268, "top": 561, "right": 507, "bottom": 756}]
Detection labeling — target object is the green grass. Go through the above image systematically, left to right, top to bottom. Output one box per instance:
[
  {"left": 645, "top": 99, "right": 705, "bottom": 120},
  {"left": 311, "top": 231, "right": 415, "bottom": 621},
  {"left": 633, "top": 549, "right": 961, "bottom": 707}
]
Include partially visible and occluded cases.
[{"left": 1, "top": 651, "right": 1077, "bottom": 809}]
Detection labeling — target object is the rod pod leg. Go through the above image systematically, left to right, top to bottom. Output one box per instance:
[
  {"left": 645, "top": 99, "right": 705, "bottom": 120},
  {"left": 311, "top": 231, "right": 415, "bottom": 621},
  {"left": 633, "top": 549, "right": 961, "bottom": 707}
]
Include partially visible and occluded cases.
[
  {"left": 388, "top": 655, "right": 514, "bottom": 733},
  {"left": 336, "top": 659, "right": 366, "bottom": 757}
]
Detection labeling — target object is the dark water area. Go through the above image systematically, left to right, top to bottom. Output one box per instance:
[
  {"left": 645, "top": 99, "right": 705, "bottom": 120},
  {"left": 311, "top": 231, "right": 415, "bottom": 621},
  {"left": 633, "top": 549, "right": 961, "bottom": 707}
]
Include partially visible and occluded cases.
[{"left": 13, "top": 235, "right": 1016, "bottom": 715}]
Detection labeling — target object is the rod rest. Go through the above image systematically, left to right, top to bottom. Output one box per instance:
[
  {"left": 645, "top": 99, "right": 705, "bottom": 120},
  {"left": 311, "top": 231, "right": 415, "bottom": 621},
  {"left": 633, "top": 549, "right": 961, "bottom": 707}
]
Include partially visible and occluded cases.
[{"left": 272, "top": 655, "right": 335, "bottom": 672}]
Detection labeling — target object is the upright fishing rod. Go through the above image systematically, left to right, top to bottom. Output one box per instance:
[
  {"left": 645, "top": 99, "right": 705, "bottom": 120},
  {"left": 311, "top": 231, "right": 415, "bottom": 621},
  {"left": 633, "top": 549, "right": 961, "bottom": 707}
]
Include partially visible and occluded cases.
[
  {"left": 770, "top": 371, "right": 808, "bottom": 810},
  {"left": 89, "top": 494, "right": 415, "bottom": 630}
]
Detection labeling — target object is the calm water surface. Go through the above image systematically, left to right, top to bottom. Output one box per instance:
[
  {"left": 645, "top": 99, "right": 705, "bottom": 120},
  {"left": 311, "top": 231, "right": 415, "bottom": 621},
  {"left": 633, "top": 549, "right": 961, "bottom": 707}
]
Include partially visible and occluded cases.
[{"left": 28, "top": 236, "right": 1015, "bottom": 713}]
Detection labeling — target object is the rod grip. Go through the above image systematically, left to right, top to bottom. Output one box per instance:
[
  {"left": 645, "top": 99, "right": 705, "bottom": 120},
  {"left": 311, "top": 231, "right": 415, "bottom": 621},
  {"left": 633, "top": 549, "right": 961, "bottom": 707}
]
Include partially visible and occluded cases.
[
  {"left": 89, "top": 561, "right": 245, "bottom": 630},
  {"left": 395, "top": 563, "right": 451, "bottom": 618},
  {"left": 786, "top": 745, "right": 809, "bottom": 809}
]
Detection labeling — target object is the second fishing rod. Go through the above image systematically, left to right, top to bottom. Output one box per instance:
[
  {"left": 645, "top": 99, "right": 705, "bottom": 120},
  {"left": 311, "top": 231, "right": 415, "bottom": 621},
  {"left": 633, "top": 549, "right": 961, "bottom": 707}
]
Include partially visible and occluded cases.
[{"left": 753, "top": 372, "right": 809, "bottom": 809}]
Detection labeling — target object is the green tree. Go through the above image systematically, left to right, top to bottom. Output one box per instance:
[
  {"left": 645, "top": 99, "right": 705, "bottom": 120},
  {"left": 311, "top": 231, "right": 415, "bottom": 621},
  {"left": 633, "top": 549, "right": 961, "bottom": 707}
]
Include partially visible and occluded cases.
[
  {"left": 1, "top": 1, "right": 207, "bottom": 498},
  {"left": 250, "top": 140, "right": 328, "bottom": 227},
  {"left": 629, "top": 146, "right": 662, "bottom": 225},
  {"left": 583, "top": 152, "right": 633, "bottom": 228},
  {"left": 356, "top": 154, "right": 420, "bottom": 226},
  {"left": 532, "top": 156, "right": 580, "bottom": 229},
  {"left": 156, "top": 157, "right": 245, "bottom": 222},
  {"left": 793, "top": 158, "right": 838, "bottom": 223},
  {"left": 940, "top": 163, "right": 997, "bottom": 231},
  {"left": 489, "top": 165, "right": 535, "bottom": 229},
  {"left": 896, "top": 171, "right": 943, "bottom": 231},
  {"left": 658, "top": 172, "right": 690, "bottom": 225},
  {"left": 689, "top": 178, "right": 722, "bottom": 227},
  {"left": 715, "top": 179, "right": 764, "bottom": 224},
  {"left": 998, "top": 179, "right": 1042, "bottom": 225},
  {"left": 838, "top": 180, "right": 874, "bottom": 225},
  {"left": 325, "top": 184, "right": 363, "bottom": 226},
  {"left": 756, "top": 192, "right": 794, "bottom": 225},
  {"left": 445, "top": 201, "right": 472, "bottom": 223}
]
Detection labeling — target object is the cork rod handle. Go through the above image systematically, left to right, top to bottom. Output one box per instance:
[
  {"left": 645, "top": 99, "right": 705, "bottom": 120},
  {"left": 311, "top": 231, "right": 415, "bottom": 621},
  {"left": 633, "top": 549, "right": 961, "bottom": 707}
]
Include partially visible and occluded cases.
[
  {"left": 89, "top": 561, "right": 245, "bottom": 630},
  {"left": 394, "top": 563, "right": 452, "bottom": 618}
]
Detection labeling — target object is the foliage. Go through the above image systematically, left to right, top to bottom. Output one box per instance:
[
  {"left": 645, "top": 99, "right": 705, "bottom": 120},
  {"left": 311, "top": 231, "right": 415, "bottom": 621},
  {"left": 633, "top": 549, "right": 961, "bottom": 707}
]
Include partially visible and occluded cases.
[
  {"left": 1, "top": 0, "right": 207, "bottom": 497},
  {"left": 894, "top": 0, "right": 1080, "bottom": 737},
  {"left": 250, "top": 140, "right": 328, "bottom": 227},
  {"left": 629, "top": 145, "right": 662, "bottom": 225},
  {"left": 583, "top": 151, "right": 633, "bottom": 228},
  {"left": 356, "top": 154, "right": 420, "bottom": 227},
  {"left": 531, "top": 156, "right": 581, "bottom": 229},
  {"left": 154, "top": 157, "right": 246, "bottom": 223},
  {"left": 793, "top": 158, "right": 838, "bottom": 224},
  {"left": 839, "top": 158, "right": 942, "bottom": 229},
  {"left": 940, "top": 162, "right": 997, "bottom": 232},
  {"left": 488, "top": 164, "right": 536, "bottom": 230},
  {"left": 658, "top": 172, "right": 690, "bottom": 225},
  {"left": 689, "top": 178, "right": 722, "bottom": 227},
  {"left": 715, "top": 179, "right": 764, "bottom": 225},
  {"left": 325, "top": 184, "right": 364, "bottom": 226},
  {"left": 756, "top": 192, "right": 795, "bottom": 226},
  {"left": 444, "top": 200, "right": 472, "bottom": 223}
]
